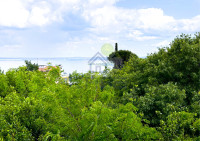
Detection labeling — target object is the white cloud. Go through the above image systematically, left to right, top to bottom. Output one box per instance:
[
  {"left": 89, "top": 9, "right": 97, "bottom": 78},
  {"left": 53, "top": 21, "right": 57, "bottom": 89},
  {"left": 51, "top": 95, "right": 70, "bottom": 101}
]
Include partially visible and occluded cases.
[
  {"left": 0, "top": 0, "right": 29, "bottom": 28},
  {"left": 0, "top": 0, "right": 199, "bottom": 35},
  {"left": 0, "top": 0, "right": 80, "bottom": 27},
  {"left": 0, "top": 0, "right": 200, "bottom": 59},
  {"left": 87, "top": 0, "right": 117, "bottom": 6},
  {"left": 29, "top": 2, "right": 51, "bottom": 26},
  {"left": 81, "top": 4, "right": 200, "bottom": 38},
  {"left": 81, "top": 6, "right": 179, "bottom": 41},
  {"left": 83, "top": 6, "right": 119, "bottom": 29},
  {"left": 82, "top": 7, "right": 177, "bottom": 32},
  {"left": 136, "top": 8, "right": 175, "bottom": 30},
  {"left": 178, "top": 15, "right": 200, "bottom": 32},
  {"left": 127, "top": 30, "right": 158, "bottom": 41},
  {"left": 154, "top": 40, "right": 170, "bottom": 47}
]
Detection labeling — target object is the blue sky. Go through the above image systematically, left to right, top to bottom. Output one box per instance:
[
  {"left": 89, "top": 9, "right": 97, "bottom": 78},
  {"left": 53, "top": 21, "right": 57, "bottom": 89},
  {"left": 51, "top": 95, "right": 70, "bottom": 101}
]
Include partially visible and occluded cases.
[{"left": 0, "top": 0, "right": 199, "bottom": 58}]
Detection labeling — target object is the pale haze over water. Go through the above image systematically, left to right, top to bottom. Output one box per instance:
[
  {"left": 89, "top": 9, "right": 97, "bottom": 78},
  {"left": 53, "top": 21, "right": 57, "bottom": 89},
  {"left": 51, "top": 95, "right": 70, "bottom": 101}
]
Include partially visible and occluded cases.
[{"left": 0, "top": 58, "right": 103, "bottom": 74}]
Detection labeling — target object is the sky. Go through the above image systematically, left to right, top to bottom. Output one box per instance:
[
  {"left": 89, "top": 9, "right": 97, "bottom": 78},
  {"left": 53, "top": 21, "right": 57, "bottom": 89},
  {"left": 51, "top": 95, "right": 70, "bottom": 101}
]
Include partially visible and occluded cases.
[{"left": 0, "top": 0, "right": 200, "bottom": 58}]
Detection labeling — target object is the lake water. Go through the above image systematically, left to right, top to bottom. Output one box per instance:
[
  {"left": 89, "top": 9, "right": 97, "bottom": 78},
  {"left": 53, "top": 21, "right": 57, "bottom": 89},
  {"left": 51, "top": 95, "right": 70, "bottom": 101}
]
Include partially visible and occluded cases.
[{"left": 0, "top": 57, "right": 114, "bottom": 74}]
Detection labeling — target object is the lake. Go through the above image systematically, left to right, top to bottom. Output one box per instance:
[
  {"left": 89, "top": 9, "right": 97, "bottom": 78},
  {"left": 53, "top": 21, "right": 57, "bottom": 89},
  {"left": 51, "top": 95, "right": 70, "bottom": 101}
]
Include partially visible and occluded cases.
[{"left": 0, "top": 57, "right": 114, "bottom": 74}]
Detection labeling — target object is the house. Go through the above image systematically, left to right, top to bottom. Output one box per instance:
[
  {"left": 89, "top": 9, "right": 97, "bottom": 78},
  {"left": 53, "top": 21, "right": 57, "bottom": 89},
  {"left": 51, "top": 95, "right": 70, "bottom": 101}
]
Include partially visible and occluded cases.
[
  {"left": 88, "top": 52, "right": 109, "bottom": 73},
  {"left": 38, "top": 64, "right": 62, "bottom": 72},
  {"left": 62, "top": 72, "right": 70, "bottom": 83}
]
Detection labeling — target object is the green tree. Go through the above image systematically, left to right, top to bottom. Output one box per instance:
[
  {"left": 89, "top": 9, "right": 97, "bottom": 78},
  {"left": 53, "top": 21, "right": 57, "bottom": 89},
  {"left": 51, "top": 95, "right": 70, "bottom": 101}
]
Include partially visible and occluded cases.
[
  {"left": 0, "top": 33, "right": 199, "bottom": 141},
  {"left": 108, "top": 50, "right": 138, "bottom": 69},
  {"left": 25, "top": 60, "right": 39, "bottom": 71},
  {"left": 0, "top": 73, "right": 9, "bottom": 97},
  {"left": 136, "top": 83, "right": 186, "bottom": 126},
  {"left": 160, "top": 111, "right": 199, "bottom": 140}
]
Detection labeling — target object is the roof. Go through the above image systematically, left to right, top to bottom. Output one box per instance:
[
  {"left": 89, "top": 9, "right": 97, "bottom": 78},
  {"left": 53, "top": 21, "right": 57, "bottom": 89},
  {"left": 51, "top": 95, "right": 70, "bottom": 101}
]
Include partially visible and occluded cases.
[{"left": 38, "top": 66, "right": 58, "bottom": 72}]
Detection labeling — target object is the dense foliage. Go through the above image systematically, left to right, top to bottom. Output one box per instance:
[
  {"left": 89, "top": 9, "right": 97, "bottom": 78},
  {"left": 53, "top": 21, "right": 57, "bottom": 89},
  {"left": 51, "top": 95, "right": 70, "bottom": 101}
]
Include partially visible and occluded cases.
[
  {"left": 0, "top": 33, "right": 199, "bottom": 140},
  {"left": 103, "top": 33, "right": 200, "bottom": 140},
  {"left": 25, "top": 60, "right": 39, "bottom": 71}
]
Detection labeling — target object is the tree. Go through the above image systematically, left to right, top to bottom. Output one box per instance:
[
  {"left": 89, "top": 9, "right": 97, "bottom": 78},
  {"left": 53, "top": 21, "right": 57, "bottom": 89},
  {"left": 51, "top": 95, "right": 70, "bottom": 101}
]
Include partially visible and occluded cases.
[
  {"left": 0, "top": 33, "right": 199, "bottom": 140},
  {"left": 108, "top": 50, "right": 138, "bottom": 69},
  {"left": 25, "top": 60, "right": 39, "bottom": 71},
  {"left": 0, "top": 66, "right": 163, "bottom": 140},
  {"left": 0, "top": 73, "right": 9, "bottom": 97},
  {"left": 136, "top": 83, "right": 186, "bottom": 126},
  {"left": 160, "top": 111, "right": 199, "bottom": 140}
]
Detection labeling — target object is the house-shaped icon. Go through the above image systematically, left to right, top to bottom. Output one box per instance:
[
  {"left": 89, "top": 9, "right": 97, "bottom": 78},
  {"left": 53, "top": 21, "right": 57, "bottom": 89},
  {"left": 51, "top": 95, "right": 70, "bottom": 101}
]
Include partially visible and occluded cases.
[{"left": 88, "top": 52, "right": 108, "bottom": 73}]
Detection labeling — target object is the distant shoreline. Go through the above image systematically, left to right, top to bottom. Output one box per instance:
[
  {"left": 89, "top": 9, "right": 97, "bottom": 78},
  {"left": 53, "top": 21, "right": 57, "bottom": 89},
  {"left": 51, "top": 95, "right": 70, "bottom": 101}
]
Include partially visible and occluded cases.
[{"left": 0, "top": 57, "right": 92, "bottom": 61}]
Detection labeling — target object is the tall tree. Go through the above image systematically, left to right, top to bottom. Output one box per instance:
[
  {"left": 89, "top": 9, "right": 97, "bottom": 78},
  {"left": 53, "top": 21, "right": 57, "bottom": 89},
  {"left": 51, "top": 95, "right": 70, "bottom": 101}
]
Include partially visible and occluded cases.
[
  {"left": 115, "top": 43, "right": 118, "bottom": 52},
  {"left": 108, "top": 50, "right": 138, "bottom": 69}
]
